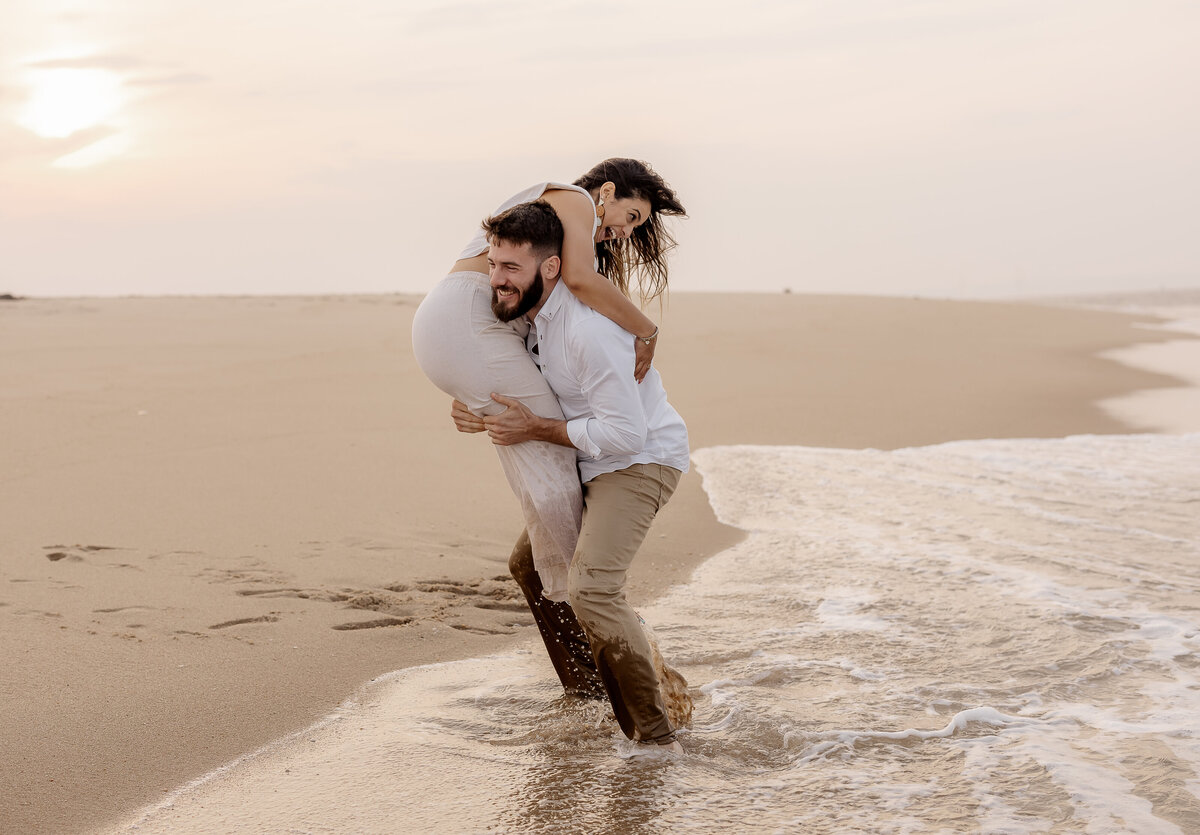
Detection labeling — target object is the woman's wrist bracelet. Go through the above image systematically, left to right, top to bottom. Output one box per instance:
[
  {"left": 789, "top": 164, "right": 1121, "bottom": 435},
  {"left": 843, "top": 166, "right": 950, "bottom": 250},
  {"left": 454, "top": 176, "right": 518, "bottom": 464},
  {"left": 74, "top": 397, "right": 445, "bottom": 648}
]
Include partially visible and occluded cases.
[{"left": 637, "top": 326, "right": 659, "bottom": 346}]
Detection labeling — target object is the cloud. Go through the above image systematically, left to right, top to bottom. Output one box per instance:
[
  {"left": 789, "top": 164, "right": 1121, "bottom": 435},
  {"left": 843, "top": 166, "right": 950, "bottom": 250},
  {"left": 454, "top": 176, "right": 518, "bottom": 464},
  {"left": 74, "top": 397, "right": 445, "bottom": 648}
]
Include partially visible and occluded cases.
[
  {"left": 403, "top": 0, "right": 555, "bottom": 34},
  {"left": 26, "top": 54, "right": 145, "bottom": 70},
  {"left": 14, "top": 55, "right": 211, "bottom": 101},
  {"left": 23, "top": 55, "right": 209, "bottom": 87},
  {"left": 128, "top": 72, "right": 211, "bottom": 87},
  {"left": 0, "top": 122, "right": 117, "bottom": 163}
]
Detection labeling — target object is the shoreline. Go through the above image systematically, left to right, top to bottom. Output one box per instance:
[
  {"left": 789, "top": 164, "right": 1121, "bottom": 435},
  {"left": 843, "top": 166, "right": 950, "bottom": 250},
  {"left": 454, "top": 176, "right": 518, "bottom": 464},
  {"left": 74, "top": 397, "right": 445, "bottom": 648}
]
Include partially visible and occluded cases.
[
  {"left": 1031, "top": 289, "right": 1200, "bottom": 434},
  {"left": 1, "top": 291, "right": 1196, "bottom": 834}
]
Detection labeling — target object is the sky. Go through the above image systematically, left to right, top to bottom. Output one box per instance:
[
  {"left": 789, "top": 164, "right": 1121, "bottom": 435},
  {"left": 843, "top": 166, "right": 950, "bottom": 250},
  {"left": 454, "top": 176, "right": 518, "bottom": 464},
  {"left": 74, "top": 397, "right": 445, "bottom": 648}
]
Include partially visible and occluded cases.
[{"left": 1, "top": 0, "right": 1198, "bottom": 299}]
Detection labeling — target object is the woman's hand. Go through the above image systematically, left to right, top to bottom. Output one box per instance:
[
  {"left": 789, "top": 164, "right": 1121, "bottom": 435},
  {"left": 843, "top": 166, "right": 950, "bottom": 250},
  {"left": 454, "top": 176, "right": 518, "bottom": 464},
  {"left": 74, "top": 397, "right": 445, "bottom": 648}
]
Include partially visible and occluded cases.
[
  {"left": 633, "top": 331, "right": 657, "bottom": 383},
  {"left": 450, "top": 399, "right": 486, "bottom": 433}
]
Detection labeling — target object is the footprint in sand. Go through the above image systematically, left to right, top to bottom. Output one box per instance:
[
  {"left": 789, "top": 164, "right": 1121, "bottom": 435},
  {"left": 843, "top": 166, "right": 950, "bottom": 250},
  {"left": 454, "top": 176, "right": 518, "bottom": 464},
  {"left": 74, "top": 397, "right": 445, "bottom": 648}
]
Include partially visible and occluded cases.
[
  {"left": 44, "top": 544, "right": 120, "bottom": 563},
  {"left": 45, "top": 544, "right": 118, "bottom": 552},
  {"left": 147, "top": 549, "right": 204, "bottom": 561},
  {"left": 200, "top": 566, "right": 292, "bottom": 586},
  {"left": 227, "top": 575, "right": 528, "bottom": 633},
  {"left": 391, "top": 576, "right": 523, "bottom": 602},
  {"left": 405, "top": 577, "right": 531, "bottom": 636},
  {"left": 235, "top": 586, "right": 419, "bottom": 632},
  {"left": 237, "top": 587, "right": 352, "bottom": 603},
  {"left": 343, "top": 592, "right": 414, "bottom": 618},
  {"left": 471, "top": 600, "right": 529, "bottom": 613},
  {"left": 14, "top": 608, "right": 62, "bottom": 619},
  {"left": 208, "top": 615, "right": 281, "bottom": 630},
  {"left": 331, "top": 617, "right": 414, "bottom": 631},
  {"left": 450, "top": 623, "right": 519, "bottom": 636}
]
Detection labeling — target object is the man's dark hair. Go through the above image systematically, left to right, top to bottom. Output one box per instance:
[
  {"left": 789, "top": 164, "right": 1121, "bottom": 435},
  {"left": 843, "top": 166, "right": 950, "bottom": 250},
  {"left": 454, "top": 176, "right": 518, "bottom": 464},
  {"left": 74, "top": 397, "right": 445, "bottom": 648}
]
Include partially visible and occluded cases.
[{"left": 482, "top": 200, "right": 564, "bottom": 263}]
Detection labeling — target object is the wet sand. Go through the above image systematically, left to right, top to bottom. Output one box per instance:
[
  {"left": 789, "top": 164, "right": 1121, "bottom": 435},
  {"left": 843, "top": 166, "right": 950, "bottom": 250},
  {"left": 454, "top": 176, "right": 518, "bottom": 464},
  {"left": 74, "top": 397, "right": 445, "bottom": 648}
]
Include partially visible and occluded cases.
[
  {"left": 1036, "top": 289, "right": 1200, "bottom": 434},
  {"left": 1, "top": 291, "right": 1195, "bottom": 834}
]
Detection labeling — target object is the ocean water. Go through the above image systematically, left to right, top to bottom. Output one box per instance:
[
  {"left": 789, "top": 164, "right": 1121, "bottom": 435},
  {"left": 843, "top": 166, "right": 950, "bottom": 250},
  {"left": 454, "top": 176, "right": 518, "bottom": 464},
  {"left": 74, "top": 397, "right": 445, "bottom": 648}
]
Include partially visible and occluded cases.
[
  {"left": 1095, "top": 303, "right": 1200, "bottom": 435},
  {"left": 108, "top": 434, "right": 1200, "bottom": 834}
]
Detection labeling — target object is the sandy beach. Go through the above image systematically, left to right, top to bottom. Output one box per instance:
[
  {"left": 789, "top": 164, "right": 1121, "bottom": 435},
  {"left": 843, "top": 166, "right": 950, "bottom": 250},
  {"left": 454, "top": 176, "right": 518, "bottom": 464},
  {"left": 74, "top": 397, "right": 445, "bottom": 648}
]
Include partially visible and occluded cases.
[{"left": 2, "top": 291, "right": 1196, "bottom": 834}]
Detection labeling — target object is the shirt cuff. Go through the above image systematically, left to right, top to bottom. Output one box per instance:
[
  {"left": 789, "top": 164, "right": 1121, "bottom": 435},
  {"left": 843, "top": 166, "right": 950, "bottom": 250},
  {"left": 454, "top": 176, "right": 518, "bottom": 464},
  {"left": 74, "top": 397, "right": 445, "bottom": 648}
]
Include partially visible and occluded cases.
[{"left": 566, "top": 417, "right": 602, "bottom": 458}]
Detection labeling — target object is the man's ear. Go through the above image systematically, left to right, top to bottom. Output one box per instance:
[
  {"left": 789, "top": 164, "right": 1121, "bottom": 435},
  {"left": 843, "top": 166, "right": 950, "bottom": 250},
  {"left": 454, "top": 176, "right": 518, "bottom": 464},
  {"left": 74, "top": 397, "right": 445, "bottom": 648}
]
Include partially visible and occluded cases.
[{"left": 541, "top": 255, "right": 561, "bottom": 281}]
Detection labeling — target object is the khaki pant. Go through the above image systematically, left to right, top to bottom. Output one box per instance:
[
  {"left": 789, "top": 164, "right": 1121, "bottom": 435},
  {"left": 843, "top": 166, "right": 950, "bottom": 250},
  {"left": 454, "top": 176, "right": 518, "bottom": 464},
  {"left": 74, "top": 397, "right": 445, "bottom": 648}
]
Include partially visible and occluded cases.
[{"left": 509, "top": 463, "right": 682, "bottom": 742}]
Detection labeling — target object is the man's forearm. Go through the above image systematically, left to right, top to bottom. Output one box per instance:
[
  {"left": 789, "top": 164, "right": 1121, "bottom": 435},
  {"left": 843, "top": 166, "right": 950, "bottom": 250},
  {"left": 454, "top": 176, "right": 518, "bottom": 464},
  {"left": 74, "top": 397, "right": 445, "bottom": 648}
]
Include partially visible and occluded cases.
[
  {"left": 482, "top": 394, "right": 577, "bottom": 449},
  {"left": 529, "top": 414, "right": 574, "bottom": 448}
]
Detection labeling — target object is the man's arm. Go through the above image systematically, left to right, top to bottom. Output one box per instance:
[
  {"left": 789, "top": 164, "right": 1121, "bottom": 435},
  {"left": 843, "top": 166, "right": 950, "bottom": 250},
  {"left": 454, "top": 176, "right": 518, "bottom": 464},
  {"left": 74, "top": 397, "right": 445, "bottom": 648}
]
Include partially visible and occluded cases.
[
  {"left": 479, "top": 317, "right": 649, "bottom": 454},
  {"left": 561, "top": 317, "right": 648, "bottom": 457},
  {"left": 450, "top": 396, "right": 569, "bottom": 446}
]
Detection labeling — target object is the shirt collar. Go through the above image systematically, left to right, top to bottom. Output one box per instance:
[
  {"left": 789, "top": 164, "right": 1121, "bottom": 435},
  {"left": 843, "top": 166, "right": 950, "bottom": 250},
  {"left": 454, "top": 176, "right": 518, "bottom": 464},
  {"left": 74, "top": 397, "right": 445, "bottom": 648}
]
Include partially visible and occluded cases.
[{"left": 532, "top": 279, "right": 569, "bottom": 324}]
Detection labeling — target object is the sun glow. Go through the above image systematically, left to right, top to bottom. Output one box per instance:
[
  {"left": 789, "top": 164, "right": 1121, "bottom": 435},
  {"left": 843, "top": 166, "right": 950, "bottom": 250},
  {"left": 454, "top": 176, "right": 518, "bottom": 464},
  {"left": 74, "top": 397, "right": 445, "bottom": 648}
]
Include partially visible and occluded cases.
[
  {"left": 19, "top": 68, "right": 124, "bottom": 139},
  {"left": 51, "top": 133, "right": 131, "bottom": 169}
]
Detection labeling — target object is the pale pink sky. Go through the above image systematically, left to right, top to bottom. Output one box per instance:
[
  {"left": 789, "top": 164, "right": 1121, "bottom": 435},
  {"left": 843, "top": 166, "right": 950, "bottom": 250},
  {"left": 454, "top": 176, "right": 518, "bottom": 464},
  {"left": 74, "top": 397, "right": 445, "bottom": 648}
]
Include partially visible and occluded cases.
[{"left": 2, "top": 0, "right": 1197, "bottom": 298}]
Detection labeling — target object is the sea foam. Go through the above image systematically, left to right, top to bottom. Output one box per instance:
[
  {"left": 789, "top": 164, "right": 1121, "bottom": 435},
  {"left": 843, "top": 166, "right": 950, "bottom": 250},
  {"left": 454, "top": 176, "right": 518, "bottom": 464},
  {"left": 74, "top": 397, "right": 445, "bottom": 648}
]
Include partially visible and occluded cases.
[{"left": 108, "top": 434, "right": 1200, "bottom": 834}]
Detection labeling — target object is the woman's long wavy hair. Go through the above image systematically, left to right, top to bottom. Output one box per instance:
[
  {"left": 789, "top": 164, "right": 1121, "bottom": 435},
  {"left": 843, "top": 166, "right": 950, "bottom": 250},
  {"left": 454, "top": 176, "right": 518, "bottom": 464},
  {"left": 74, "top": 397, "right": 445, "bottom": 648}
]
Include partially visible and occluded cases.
[{"left": 573, "top": 158, "right": 686, "bottom": 302}]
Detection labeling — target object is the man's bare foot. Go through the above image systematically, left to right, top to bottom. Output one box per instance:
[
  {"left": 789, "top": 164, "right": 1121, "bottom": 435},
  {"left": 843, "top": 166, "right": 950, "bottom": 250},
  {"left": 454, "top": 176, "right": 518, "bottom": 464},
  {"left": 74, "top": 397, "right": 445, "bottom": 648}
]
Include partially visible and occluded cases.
[{"left": 634, "top": 733, "right": 683, "bottom": 755}]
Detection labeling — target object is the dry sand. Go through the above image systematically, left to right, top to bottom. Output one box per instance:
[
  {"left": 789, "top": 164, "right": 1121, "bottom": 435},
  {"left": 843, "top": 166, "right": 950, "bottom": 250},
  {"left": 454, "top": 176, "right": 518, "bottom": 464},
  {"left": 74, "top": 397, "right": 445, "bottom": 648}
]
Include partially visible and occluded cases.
[{"left": 1, "top": 292, "right": 1195, "bottom": 834}]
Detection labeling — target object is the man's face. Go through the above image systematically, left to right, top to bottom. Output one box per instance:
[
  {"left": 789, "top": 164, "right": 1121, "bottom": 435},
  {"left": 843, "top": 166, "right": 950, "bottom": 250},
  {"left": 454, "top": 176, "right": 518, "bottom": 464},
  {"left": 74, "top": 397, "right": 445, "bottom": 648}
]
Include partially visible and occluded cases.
[{"left": 488, "top": 239, "right": 548, "bottom": 322}]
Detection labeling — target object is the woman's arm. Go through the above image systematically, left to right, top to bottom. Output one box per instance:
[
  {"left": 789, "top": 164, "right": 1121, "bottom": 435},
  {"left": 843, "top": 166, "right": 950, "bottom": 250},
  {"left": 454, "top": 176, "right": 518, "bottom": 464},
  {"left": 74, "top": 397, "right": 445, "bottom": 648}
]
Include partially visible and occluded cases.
[{"left": 542, "top": 189, "right": 658, "bottom": 381}]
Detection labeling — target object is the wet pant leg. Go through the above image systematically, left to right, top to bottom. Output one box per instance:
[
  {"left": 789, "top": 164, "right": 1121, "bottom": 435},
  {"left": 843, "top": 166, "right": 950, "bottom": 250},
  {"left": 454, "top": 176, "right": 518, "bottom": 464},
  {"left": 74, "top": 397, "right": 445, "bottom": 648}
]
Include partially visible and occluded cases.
[
  {"left": 568, "top": 464, "right": 682, "bottom": 742},
  {"left": 508, "top": 530, "right": 604, "bottom": 697}
]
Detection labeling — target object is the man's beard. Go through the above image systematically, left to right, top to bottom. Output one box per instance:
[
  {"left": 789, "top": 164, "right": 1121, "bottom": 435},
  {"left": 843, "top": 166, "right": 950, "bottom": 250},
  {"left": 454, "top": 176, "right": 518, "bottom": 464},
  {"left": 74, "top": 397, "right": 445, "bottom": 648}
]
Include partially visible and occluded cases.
[{"left": 491, "top": 271, "right": 544, "bottom": 322}]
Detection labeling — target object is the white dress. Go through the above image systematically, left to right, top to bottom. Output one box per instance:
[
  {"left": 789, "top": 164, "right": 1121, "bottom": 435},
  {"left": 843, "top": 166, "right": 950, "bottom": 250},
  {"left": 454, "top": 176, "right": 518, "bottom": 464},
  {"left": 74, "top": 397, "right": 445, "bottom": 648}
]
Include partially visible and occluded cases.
[{"left": 410, "top": 182, "right": 596, "bottom": 601}]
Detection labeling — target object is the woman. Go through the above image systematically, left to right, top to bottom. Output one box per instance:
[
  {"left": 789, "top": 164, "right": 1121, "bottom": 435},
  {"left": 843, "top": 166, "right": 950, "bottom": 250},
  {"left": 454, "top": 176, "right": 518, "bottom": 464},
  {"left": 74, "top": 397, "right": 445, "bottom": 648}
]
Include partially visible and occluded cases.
[{"left": 410, "top": 158, "right": 686, "bottom": 602}]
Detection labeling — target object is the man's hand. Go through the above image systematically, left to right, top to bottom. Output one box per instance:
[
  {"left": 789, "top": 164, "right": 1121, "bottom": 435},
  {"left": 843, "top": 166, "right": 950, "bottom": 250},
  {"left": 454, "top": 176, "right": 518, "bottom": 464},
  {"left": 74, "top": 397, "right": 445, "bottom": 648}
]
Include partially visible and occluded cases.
[
  {"left": 482, "top": 393, "right": 542, "bottom": 446},
  {"left": 450, "top": 399, "right": 486, "bottom": 434}
]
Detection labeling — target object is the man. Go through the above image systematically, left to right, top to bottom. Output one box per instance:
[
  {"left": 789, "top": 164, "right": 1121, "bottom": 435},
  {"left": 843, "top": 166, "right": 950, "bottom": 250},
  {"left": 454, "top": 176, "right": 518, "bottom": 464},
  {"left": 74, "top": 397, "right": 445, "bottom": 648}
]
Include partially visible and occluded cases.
[{"left": 450, "top": 200, "right": 689, "bottom": 751}]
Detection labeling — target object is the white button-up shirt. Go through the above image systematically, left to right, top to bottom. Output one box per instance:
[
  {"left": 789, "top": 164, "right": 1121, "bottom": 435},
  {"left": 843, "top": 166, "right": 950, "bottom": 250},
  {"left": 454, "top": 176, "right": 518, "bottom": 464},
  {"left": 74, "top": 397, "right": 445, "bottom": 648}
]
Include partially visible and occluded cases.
[{"left": 526, "top": 281, "right": 690, "bottom": 483}]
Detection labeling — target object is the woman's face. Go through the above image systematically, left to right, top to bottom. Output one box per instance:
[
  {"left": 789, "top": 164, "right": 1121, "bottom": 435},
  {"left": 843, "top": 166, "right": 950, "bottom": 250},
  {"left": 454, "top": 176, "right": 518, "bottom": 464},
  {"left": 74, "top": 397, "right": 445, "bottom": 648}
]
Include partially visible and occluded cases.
[{"left": 594, "top": 193, "right": 652, "bottom": 244}]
